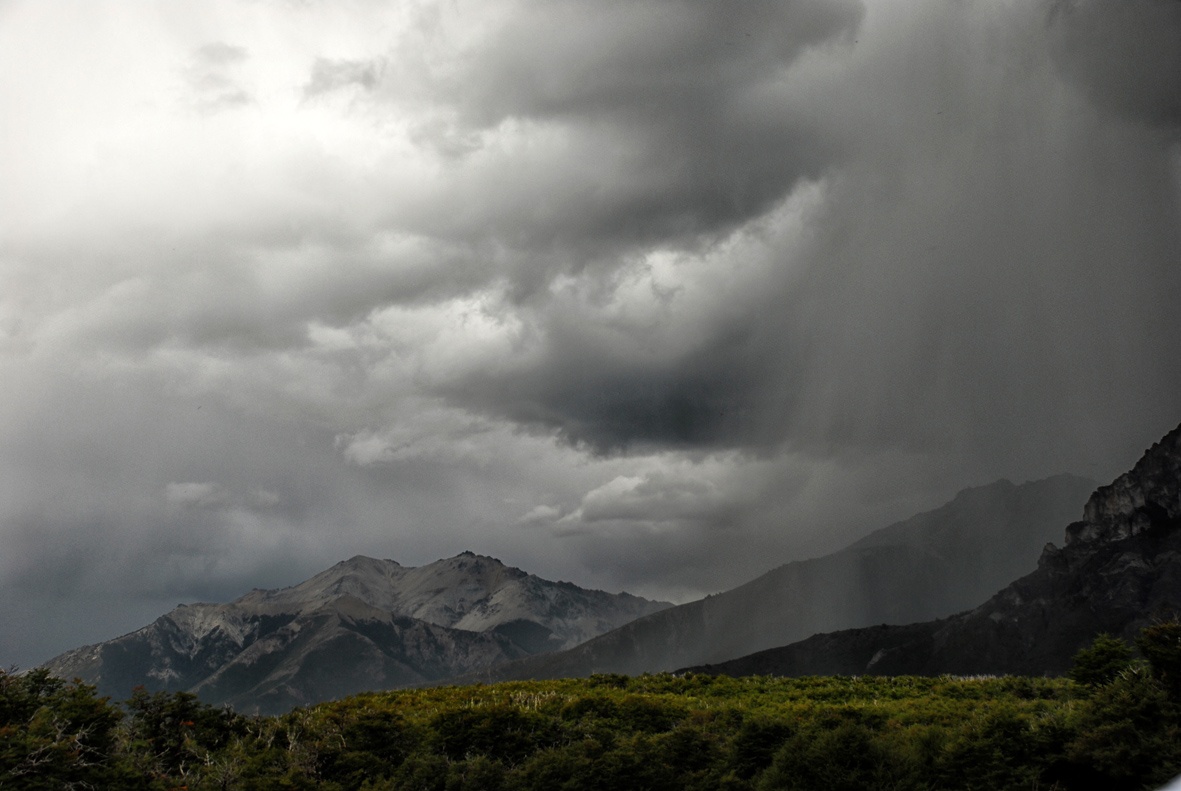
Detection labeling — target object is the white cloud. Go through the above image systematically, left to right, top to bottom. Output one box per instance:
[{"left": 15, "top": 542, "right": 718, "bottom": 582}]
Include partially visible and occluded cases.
[{"left": 518, "top": 504, "right": 562, "bottom": 525}]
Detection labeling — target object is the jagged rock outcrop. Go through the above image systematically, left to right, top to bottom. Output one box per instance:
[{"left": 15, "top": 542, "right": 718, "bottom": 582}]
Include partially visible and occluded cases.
[
  {"left": 688, "top": 422, "right": 1181, "bottom": 679},
  {"left": 1067, "top": 428, "right": 1181, "bottom": 544},
  {"left": 459, "top": 474, "right": 1096, "bottom": 682},
  {"left": 42, "top": 552, "right": 669, "bottom": 714}
]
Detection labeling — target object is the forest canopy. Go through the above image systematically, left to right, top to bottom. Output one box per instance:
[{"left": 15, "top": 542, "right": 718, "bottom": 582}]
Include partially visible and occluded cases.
[{"left": 4, "top": 623, "right": 1181, "bottom": 790}]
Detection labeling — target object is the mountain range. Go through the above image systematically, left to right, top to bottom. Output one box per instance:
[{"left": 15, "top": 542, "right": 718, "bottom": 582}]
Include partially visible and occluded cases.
[
  {"left": 44, "top": 420, "right": 1181, "bottom": 713},
  {"left": 689, "top": 422, "right": 1181, "bottom": 679},
  {"left": 44, "top": 471, "right": 1094, "bottom": 712},
  {"left": 462, "top": 473, "right": 1096, "bottom": 683},
  {"left": 42, "top": 552, "right": 669, "bottom": 714}
]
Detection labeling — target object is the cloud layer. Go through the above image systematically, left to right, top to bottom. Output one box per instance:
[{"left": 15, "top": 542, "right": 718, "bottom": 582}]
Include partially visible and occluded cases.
[{"left": 1, "top": 0, "right": 1179, "bottom": 668}]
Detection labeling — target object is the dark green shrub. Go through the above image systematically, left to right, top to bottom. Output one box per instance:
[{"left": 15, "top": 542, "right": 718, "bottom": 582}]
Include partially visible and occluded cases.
[
  {"left": 1136, "top": 619, "right": 1181, "bottom": 698},
  {"left": 1070, "top": 633, "right": 1135, "bottom": 687},
  {"left": 1067, "top": 663, "right": 1181, "bottom": 790},
  {"left": 0, "top": 668, "right": 133, "bottom": 790},
  {"left": 586, "top": 673, "right": 630, "bottom": 690},
  {"left": 123, "top": 686, "right": 244, "bottom": 777},
  {"left": 616, "top": 694, "right": 683, "bottom": 733},
  {"left": 430, "top": 705, "right": 563, "bottom": 766},
  {"left": 319, "top": 707, "right": 419, "bottom": 788},
  {"left": 935, "top": 708, "right": 1051, "bottom": 790},
  {"left": 756, "top": 716, "right": 915, "bottom": 791},
  {"left": 728, "top": 718, "right": 794, "bottom": 780},
  {"left": 390, "top": 752, "right": 451, "bottom": 791},
  {"left": 446, "top": 754, "right": 507, "bottom": 791}
]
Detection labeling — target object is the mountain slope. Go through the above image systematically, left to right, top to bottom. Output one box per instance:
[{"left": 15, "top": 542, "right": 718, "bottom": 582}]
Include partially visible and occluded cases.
[
  {"left": 689, "top": 422, "right": 1181, "bottom": 679},
  {"left": 467, "top": 474, "right": 1096, "bottom": 682},
  {"left": 42, "top": 552, "right": 669, "bottom": 714}
]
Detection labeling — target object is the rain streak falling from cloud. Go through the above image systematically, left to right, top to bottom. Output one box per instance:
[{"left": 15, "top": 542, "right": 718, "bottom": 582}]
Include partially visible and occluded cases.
[{"left": 0, "top": 0, "right": 1179, "bottom": 667}]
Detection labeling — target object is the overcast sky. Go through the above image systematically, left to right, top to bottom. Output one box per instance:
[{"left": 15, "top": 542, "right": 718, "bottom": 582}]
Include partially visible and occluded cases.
[{"left": 2, "top": 0, "right": 1179, "bottom": 669}]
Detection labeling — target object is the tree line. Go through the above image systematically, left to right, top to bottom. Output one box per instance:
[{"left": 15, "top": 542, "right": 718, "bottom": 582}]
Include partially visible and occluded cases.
[{"left": 3, "top": 621, "right": 1180, "bottom": 790}]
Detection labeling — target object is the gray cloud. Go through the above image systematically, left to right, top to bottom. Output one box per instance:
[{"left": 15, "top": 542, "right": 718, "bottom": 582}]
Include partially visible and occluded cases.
[
  {"left": 2, "top": 0, "right": 1179, "bottom": 671},
  {"left": 383, "top": 0, "right": 862, "bottom": 269},
  {"left": 433, "top": 0, "right": 1181, "bottom": 471},
  {"left": 442, "top": 0, "right": 861, "bottom": 132},
  {"left": 1047, "top": 0, "right": 1181, "bottom": 129},
  {"left": 186, "top": 42, "right": 253, "bottom": 111},
  {"left": 195, "top": 42, "right": 248, "bottom": 66},
  {"left": 303, "top": 57, "right": 381, "bottom": 98},
  {"left": 444, "top": 309, "right": 782, "bottom": 452}
]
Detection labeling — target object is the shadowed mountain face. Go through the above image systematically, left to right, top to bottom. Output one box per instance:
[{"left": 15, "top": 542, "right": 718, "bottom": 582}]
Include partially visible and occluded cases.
[
  {"left": 689, "top": 422, "right": 1181, "bottom": 679},
  {"left": 465, "top": 474, "right": 1096, "bottom": 683},
  {"left": 40, "top": 552, "right": 669, "bottom": 714}
]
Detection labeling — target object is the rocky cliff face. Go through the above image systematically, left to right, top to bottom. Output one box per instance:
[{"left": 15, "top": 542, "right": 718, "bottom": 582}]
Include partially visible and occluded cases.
[
  {"left": 690, "top": 422, "right": 1181, "bottom": 680},
  {"left": 1067, "top": 426, "right": 1181, "bottom": 544},
  {"left": 463, "top": 474, "right": 1096, "bottom": 683},
  {"left": 41, "top": 553, "right": 669, "bottom": 714}
]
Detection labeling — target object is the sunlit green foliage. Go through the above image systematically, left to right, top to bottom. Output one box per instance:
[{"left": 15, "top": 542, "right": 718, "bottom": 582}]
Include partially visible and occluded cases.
[{"left": 5, "top": 624, "right": 1181, "bottom": 789}]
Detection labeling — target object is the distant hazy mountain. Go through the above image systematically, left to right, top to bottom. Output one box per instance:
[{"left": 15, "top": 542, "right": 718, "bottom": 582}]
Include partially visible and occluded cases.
[
  {"left": 689, "top": 422, "right": 1181, "bottom": 679},
  {"left": 467, "top": 473, "right": 1097, "bottom": 683},
  {"left": 42, "top": 552, "right": 669, "bottom": 714}
]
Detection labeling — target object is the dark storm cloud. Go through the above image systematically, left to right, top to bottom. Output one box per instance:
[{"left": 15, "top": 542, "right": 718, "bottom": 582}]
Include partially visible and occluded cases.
[
  {"left": 5, "top": 0, "right": 1181, "bottom": 671},
  {"left": 393, "top": 0, "right": 863, "bottom": 263},
  {"left": 436, "top": 0, "right": 1181, "bottom": 474},
  {"left": 443, "top": 0, "right": 860, "bottom": 123},
  {"left": 768, "top": 0, "right": 1181, "bottom": 474},
  {"left": 1047, "top": 0, "right": 1181, "bottom": 129},
  {"left": 445, "top": 308, "right": 786, "bottom": 453}
]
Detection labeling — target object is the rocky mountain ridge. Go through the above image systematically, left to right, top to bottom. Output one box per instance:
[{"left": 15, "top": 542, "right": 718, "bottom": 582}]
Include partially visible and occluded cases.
[
  {"left": 688, "top": 422, "right": 1181, "bottom": 679},
  {"left": 42, "top": 552, "right": 669, "bottom": 714},
  {"left": 229, "top": 552, "right": 653, "bottom": 651}
]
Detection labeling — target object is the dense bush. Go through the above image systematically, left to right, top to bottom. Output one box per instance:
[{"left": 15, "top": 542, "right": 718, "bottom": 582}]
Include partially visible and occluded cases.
[
  {"left": 5, "top": 622, "right": 1181, "bottom": 789},
  {"left": 1069, "top": 633, "right": 1135, "bottom": 687},
  {"left": 0, "top": 668, "right": 132, "bottom": 789}
]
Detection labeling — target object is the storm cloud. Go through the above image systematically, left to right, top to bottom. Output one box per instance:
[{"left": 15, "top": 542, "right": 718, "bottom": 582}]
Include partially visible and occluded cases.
[{"left": 1, "top": 0, "right": 1179, "bottom": 668}]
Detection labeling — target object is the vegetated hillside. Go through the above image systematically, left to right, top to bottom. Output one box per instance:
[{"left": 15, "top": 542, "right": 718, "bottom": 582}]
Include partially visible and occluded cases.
[
  {"left": 689, "top": 421, "right": 1181, "bottom": 679},
  {"left": 471, "top": 474, "right": 1095, "bottom": 682},
  {"left": 41, "top": 552, "right": 669, "bottom": 714},
  {"left": 9, "top": 626, "right": 1181, "bottom": 791}
]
